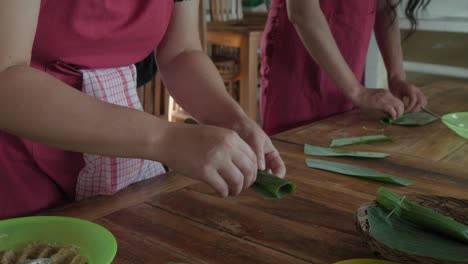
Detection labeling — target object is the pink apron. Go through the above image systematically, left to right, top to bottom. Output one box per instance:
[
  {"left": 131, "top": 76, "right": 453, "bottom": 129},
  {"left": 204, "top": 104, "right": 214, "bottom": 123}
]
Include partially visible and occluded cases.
[
  {"left": 0, "top": 0, "right": 173, "bottom": 219},
  {"left": 261, "top": 0, "right": 377, "bottom": 135}
]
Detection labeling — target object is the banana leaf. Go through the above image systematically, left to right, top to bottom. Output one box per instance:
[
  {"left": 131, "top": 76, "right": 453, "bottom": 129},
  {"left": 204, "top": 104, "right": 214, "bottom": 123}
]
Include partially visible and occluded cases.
[
  {"left": 381, "top": 112, "right": 438, "bottom": 126},
  {"left": 183, "top": 118, "right": 296, "bottom": 199},
  {"left": 183, "top": 118, "right": 198, "bottom": 124},
  {"left": 330, "top": 135, "right": 392, "bottom": 147},
  {"left": 304, "top": 144, "right": 389, "bottom": 159},
  {"left": 305, "top": 159, "right": 413, "bottom": 186},
  {"left": 251, "top": 171, "right": 296, "bottom": 199},
  {"left": 376, "top": 188, "right": 468, "bottom": 244},
  {"left": 367, "top": 206, "right": 468, "bottom": 262}
]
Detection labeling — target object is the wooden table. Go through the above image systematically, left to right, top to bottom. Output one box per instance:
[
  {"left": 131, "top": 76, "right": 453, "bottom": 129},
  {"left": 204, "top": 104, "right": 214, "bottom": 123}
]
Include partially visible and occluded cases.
[
  {"left": 207, "top": 23, "right": 264, "bottom": 120},
  {"left": 47, "top": 80, "right": 468, "bottom": 263},
  {"left": 273, "top": 81, "right": 468, "bottom": 165},
  {"left": 47, "top": 142, "right": 468, "bottom": 264}
]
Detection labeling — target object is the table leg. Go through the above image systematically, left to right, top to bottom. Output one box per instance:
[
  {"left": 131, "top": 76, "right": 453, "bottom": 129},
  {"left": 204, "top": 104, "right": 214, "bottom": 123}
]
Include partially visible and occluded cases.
[
  {"left": 365, "top": 32, "right": 387, "bottom": 88},
  {"left": 240, "top": 34, "right": 259, "bottom": 121},
  {"left": 143, "top": 80, "right": 154, "bottom": 114}
]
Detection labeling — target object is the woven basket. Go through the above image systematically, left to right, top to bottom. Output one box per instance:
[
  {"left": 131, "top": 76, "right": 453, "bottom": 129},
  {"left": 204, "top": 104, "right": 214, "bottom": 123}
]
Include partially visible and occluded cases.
[{"left": 356, "top": 195, "right": 468, "bottom": 264}]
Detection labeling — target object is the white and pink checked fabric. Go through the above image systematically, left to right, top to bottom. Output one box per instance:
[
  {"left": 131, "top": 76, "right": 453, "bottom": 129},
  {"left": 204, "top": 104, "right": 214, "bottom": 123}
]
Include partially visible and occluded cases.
[{"left": 76, "top": 65, "right": 165, "bottom": 201}]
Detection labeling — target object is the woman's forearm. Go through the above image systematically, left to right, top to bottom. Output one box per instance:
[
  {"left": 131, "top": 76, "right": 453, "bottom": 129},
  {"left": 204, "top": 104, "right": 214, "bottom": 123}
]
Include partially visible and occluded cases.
[
  {"left": 286, "top": 0, "right": 362, "bottom": 97},
  {"left": 374, "top": 0, "right": 406, "bottom": 81},
  {"left": 158, "top": 50, "right": 247, "bottom": 129},
  {"left": 0, "top": 65, "right": 169, "bottom": 161}
]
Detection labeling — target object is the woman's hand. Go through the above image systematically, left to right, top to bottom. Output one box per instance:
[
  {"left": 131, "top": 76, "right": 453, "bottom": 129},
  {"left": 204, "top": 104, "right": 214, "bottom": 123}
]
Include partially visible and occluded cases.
[
  {"left": 156, "top": 0, "right": 285, "bottom": 191},
  {"left": 389, "top": 77, "right": 427, "bottom": 113},
  {"left": 348, "top": 85, "right": 405, "bottom": 120},
  {"left": 231, "top": 118, "right": 286, "bottom": 179},
  {"left": 160, "top": 123, "right": 258, "bottom": 198}
]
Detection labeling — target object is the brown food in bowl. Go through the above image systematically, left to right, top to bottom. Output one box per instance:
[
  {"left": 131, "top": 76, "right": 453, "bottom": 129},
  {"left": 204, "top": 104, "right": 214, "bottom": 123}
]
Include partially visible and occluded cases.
[{"left": 0, "top": 241, "right": 88, "bottom": 264}]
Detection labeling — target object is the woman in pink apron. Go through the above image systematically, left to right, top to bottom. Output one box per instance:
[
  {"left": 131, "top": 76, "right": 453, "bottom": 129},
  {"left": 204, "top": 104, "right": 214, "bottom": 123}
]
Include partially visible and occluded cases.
[
  {"left": 0, "top": 0, "right": 285, "bottom": 219},
  {"left": 261, "top": 0, "right": 428, "bottom": 135}
]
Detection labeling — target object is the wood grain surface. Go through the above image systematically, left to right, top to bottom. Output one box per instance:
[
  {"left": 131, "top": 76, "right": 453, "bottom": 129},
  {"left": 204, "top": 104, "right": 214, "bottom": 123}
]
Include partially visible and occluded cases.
[
  {"left": 273, "top": 81, "right": 468, "bottom": 165},
  {"left": 51, "top": 139, "right": 468, "bottom": 263}
]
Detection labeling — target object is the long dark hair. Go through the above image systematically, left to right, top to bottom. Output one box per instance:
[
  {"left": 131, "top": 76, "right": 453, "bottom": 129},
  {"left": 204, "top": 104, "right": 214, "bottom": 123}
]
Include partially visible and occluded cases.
[
  {"left": 386, "top": 0, "right": 432, "bottom": 39},
  {"left": 404, "top": 0, "right": 431, "bottom": 35}
]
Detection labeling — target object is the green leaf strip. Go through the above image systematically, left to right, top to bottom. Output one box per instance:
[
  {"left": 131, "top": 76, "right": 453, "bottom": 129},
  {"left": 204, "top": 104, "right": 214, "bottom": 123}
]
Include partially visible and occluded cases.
[
  {"left": 330, "top": 135, "right": 392, "bottom": 147},
  {"left": 304, "top": 144, "right": 389, "bottom": 158},
  {"left": 305, "top": 158, "right": 413, "bottom": 186}
]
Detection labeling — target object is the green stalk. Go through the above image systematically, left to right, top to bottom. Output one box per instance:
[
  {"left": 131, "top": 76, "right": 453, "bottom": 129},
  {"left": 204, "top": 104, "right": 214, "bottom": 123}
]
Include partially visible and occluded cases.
[
  {"left": 184, "top": 118, "right": 296, "bottom": 199},
  {"left": 376, "top": 187, "right": 468, "bottom": 244}
]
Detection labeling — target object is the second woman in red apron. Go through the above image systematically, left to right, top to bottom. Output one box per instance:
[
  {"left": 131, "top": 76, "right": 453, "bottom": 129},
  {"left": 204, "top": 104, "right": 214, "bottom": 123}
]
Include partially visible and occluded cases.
[{"left": 261, "top": 0, "right": 428, "bottom": 135}]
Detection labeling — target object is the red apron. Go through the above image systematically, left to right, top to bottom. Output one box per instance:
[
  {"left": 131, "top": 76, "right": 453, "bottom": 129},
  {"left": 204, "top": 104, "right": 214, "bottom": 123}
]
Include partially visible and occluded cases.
[
  {"left": 0, "top": 0, "right": 173, "bottom": 219},
  {"left": 261, "top": 0, "right": 377, "bottom": 135}
]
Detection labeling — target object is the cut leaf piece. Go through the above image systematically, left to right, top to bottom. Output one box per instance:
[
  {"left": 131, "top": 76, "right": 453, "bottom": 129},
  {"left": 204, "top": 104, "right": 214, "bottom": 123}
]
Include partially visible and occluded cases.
[
  {"left": 381, "top": 112, "right": 438, "bottom": 126},
  {"left": 183, "top": 118, "right": 198, "bottom": 124},
  {"left": 330, "top": 135, "right": 392, "bottom": 147},
  {"left": 304, "top": 144, "right": 389, "bottom": 158},
  {"left": 305, "top": 159, "right": 413, "bottom": 186},
  {"left": 251, "top": 171, "right": 296, "bottom": 199},
  {"left": 376, "top": 187, "right": 468, "bottom": 244},
  {"left": 368, "top": 206, "right": 468, "bottom": 262}
]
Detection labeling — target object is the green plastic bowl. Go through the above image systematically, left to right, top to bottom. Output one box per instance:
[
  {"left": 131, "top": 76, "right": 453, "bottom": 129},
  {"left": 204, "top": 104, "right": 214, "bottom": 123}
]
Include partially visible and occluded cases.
[
  {"left": 442, "top": 112, "right": 468, "bottom": 139},
  {"left": 0, "top": 216, "right": 117, "bottom": 264}
]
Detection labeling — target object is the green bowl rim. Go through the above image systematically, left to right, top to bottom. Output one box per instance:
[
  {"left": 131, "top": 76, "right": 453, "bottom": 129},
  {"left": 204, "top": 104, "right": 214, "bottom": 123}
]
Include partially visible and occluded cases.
[{"left": 442, "top": 112, "right": 468, "bottom": 131}]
